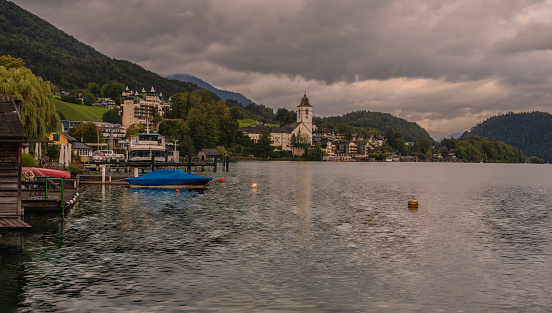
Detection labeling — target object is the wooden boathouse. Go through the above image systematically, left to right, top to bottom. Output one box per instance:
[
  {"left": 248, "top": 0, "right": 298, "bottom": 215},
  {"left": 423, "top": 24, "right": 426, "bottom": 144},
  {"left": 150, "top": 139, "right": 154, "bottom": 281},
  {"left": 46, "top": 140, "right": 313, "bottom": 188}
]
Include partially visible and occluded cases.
[{"left": 0, "top": 94, "right": 31, "bottom": 235}]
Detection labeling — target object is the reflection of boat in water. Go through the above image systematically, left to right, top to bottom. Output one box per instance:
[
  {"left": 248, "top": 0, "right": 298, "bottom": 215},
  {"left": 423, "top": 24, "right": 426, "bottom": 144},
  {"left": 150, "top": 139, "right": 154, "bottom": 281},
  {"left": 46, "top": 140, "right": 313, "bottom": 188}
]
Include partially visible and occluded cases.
[
  {"left": 22, "top": 167, "right": 71, "bottom": 178},
  {"left": 126, "top": 170, "right": 212, "bottom": 189}
]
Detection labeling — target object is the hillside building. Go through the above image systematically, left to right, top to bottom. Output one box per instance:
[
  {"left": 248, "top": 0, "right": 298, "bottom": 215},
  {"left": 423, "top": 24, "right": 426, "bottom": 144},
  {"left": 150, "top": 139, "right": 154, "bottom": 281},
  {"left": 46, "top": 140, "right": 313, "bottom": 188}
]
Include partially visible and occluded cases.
[{"left": 121, "top": 86, "right": 171, "bottom": 127}]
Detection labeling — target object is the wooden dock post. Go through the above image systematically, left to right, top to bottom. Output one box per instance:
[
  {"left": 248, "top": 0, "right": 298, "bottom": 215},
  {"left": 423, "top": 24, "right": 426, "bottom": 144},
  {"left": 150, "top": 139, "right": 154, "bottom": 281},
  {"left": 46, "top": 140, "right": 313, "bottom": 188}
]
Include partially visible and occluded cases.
[
  {"left": 151, "top": 154, "right": 155, "bottom": 171},
  {"left": 187, "top": 156, "right": 192, "bottom": 172},
  {"left": 226, "top": 156, "right": 230, "bottom": 171},
  {"left": 214, "top": 157, "right": 218, "bottom": 172},
  {"left": 101, "top": 167, "right": 105, "bottom": 184}
]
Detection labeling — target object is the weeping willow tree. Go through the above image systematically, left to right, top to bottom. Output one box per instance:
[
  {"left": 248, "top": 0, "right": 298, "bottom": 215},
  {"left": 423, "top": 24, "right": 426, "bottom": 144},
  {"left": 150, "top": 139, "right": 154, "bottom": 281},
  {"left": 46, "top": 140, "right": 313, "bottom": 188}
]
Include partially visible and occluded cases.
[{"left": 0, "top": 58, "right": 60, "bottom": 139}]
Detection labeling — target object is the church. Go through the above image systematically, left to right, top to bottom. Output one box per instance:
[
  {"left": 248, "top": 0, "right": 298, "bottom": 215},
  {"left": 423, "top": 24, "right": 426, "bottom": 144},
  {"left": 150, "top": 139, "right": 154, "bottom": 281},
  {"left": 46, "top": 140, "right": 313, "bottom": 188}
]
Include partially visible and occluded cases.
[{"left": 241, "top": 92, "right": 314, "bottom": 155}]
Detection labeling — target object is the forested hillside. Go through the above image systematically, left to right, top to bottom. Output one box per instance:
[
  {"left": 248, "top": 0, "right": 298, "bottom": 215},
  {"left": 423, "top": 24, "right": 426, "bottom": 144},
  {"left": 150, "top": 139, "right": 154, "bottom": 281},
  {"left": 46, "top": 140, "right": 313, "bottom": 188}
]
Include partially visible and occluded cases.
[
  {"left": 0, "top": 0, "right": 198, "bottom": 96},
  {"left": 318, "top": 110, "right": 432, "bottom": 142},
  {"left": 467, "top": 111, "right": 552, "bottom": 161}
]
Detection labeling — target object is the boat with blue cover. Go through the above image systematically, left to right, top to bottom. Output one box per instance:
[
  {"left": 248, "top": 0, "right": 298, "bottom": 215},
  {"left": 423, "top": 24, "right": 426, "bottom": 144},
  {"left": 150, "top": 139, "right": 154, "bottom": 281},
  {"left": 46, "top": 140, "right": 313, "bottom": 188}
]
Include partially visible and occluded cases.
[{"left": 126, "top": 170, "right": 213, "bottom": 188}]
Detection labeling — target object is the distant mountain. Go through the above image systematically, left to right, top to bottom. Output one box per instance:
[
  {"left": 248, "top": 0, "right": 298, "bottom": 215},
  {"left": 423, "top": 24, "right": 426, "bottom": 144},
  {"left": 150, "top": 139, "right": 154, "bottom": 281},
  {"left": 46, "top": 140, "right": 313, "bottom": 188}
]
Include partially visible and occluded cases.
[
  {"left": 0, "top": 0, "right": 203, "bottom": 98},
  {"left": 167, "top": 74, "right": 252, "bottom": 106},
  {"left": 466, "top": 111, "right": 552, "bottom": 161}
]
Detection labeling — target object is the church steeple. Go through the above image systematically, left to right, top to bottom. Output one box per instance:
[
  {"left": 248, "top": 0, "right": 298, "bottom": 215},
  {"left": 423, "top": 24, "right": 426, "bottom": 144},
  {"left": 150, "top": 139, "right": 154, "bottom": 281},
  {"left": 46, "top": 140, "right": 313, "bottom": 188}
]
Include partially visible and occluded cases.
[
  {"left": 298, "top": 89, "right": 312, "bottom": 108},
  {"left": 296, "top": 90, "right": 313, "bottom": 133}
]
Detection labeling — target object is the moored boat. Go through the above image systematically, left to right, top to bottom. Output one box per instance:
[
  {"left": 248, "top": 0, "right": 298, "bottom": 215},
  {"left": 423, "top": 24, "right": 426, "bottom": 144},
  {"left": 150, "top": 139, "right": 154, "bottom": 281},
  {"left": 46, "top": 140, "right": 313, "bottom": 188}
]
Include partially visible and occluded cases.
[
  {"left": 22, "top": 167, "right": 71, "bottom": 178},
  {"left": 126, "top": 169, "right": 212, "bottom": 189}
]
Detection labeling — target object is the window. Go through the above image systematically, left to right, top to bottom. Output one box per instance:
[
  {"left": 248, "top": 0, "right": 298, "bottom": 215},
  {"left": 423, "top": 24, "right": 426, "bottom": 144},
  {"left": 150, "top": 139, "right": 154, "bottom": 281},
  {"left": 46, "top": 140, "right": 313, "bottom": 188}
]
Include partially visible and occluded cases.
[{"left": 53, "top": 133, "right": 60, "bottom": 142}]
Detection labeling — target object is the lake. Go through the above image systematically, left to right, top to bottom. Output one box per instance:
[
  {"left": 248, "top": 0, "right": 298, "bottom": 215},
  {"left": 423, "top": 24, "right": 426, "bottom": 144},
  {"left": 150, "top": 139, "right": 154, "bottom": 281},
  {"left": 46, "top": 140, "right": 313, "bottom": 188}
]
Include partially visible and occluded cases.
[{"left": 1, "top": 161, "right": 551, "bottom": 312}]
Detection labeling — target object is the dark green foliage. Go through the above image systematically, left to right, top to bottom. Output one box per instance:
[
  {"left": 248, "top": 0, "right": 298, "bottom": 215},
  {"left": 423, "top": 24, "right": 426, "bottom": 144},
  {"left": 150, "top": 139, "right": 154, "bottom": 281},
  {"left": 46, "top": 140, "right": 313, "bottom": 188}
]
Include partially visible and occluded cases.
[
  {"left": 101, "top": 83, "right": 125, "bottom": 104},
  {"left": 157, "top": 98, "right": 240, "bottom": 156},
  {"left": 245, "top": 102, "right": 274, "bottom": 121},
  {"left": 276, "top": 108, "right": 296, "bottom": 125},
  {"left": 102, "top": 109, "right": 122, "bottom": 124},
  {"left": 320, "top": 110, "right": 432, "bottom": 142},
  {"left": 467, "top": 111, "right": 552, "bottom": 161},
  {"left": 68, "top": 122, "right": 102, "bottom": 143},
  {"left": 253, "top": 130, "right": 273, "bottom": 158},
  {"left": 436, "top": 136, "right": 527, "bottom": 163},
  {"left": 45, "top": 144, "right": 60, "bottom": 159},
  {"left": 302, "top": 144, "right": 325, "bottom": 161},
  {"left": 67, "top": 161, "right": 82, "bottom": 177}
]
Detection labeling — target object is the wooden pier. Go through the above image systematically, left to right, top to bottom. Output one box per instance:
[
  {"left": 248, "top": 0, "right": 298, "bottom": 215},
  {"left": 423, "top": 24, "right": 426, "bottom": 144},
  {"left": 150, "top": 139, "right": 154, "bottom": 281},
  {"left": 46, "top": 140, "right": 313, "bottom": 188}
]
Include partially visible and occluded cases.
[
  {"left": 0, "top": 94, "right": 31, "bottom": 235},
  {"left": 83, "top": 155, "right": 231, "bottom": 173},
  {"left": 21, "top": 178, "right": 78, "bottom": 212}
]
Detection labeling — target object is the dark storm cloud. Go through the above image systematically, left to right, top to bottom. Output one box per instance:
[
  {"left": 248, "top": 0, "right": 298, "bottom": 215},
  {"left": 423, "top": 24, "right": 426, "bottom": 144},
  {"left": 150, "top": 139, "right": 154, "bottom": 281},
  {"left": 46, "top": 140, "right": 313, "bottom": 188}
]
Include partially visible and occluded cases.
[{"left": 10, "top": 0, "right": 552, "bottom": 138}]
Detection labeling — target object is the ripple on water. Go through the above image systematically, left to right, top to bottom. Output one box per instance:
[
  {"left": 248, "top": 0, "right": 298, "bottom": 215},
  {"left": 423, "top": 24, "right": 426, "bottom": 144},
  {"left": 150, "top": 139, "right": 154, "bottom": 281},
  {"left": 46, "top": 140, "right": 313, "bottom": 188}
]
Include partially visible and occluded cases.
[{"left": 5, "top": 162, "right": 552, "bottom": 312}]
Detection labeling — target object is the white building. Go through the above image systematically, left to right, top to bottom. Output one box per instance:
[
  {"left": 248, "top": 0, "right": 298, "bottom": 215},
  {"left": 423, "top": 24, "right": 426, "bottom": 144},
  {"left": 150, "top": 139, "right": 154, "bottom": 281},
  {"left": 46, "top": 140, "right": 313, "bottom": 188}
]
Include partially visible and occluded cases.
[
  {"left": 121, "top": 86, "right": 171, "bottom": 127},
  {"left": 241, "top": 92, "right": 315, "bottom": 154}
]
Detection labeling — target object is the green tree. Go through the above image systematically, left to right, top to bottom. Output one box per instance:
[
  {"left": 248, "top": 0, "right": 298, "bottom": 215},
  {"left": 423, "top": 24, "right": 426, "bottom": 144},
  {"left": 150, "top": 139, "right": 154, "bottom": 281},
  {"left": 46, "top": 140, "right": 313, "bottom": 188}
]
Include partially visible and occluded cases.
[
  {"left": 0, "top": 55, "right": 24, "bottom": 69},
  {"left": 0, "top": 64, "right": 60, "bottom": 139},
  {"left": 87, "top": 82, "right": 101, "bottom": 97},
  {"left": 101, "top": 82, "right": 125, "bottom": 104},
  {"left": 83, "top": 92, "right": 96, "bottom": 106},
  {"left": 170, "top": 92, "right": 190, "bottom": 119},
  {"left": 229, "top": 106, "right": 243, "bottom": 120},
  {"left": 102, "top": 108, "right": 122, "bottom": 124},
  {"left": 69, "top": 122, "right": 102, "bottom": 143},
  {"left": 125, "top": 124, "right": 144, "bottom": 137},
  {"left": 254, "top": 130, "right": 273, "bottom": 158},
  {"left": 302, "top": 143, "right": 325, "bottom": 161}
]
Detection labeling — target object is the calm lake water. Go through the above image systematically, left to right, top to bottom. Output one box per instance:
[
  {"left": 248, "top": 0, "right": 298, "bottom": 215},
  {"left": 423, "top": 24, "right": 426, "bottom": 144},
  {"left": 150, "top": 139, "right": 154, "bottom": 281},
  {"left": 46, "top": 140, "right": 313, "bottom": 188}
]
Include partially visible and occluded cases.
[{"left": 1, "top": 161, "right": 552, "bottom": 312}]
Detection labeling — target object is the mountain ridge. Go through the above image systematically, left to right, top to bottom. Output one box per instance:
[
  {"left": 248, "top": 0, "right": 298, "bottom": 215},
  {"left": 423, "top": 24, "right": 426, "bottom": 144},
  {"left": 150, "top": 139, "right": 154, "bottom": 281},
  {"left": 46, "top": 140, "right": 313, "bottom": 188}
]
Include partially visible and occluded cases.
[
  {"left": 167, "top": 74, "right": 252, "bottom": 106},
  {"left": 466, "top": 111, "right": 552, "bottom": 161}
]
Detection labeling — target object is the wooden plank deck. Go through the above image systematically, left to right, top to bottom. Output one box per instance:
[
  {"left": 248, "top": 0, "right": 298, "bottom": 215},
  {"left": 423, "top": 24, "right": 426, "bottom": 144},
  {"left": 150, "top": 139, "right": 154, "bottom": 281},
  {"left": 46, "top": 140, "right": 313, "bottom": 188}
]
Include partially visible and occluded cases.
[
  {"left": 22, "top": 189, "right": 78, "bottom": 212},
  {"left": 0, "top": 217, "right": 31, "bottom": 236}
]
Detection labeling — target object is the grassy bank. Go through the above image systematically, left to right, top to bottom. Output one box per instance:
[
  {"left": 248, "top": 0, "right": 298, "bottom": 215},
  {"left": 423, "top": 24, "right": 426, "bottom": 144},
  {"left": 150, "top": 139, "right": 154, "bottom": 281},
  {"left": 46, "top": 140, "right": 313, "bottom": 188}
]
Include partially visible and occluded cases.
[{"left": 55, "top": 100, "right": 109, "bottom": 121}]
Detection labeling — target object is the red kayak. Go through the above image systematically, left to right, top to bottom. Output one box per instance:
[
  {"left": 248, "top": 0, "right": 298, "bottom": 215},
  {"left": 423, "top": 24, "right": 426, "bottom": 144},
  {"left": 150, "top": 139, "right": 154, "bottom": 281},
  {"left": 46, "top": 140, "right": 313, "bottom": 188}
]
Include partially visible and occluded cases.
[{"left": 22, "top": 167, "right": 71, "bottom": 179}]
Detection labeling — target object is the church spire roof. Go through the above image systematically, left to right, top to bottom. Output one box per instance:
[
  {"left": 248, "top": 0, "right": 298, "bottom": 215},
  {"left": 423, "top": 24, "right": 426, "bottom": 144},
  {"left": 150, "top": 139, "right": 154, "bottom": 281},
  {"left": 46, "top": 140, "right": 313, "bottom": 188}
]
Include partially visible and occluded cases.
[{"left": 298, "top": 90, "right": 312, "bottom": 107}]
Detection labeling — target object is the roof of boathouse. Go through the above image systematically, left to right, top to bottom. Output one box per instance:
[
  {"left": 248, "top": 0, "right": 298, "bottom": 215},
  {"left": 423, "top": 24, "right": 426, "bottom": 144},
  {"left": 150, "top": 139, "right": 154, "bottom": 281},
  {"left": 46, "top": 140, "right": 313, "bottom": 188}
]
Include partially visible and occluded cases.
[{"left": 0, "top": 94, "right": 28, "bottom": 141}]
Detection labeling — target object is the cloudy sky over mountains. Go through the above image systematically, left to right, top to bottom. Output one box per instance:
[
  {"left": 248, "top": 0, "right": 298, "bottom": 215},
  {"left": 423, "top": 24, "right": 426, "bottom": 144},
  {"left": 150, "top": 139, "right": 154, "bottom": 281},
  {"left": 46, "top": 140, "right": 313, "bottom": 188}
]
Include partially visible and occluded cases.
[{"left": 11, "top": 0, "right": 552, "bottom": 138}]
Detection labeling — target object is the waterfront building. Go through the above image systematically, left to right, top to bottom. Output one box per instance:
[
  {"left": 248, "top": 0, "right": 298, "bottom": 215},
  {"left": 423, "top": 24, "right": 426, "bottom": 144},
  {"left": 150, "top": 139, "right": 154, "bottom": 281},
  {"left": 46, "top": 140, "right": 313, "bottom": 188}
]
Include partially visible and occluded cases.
[
  {"left": 121, "top": 87, "right": 171, "bottom": 127},
  {"left": 95, "top": 122, "right": 126, "bottom": 150},
  {"left": 128, "top": 132, "right": 166, "bottom": 161}
]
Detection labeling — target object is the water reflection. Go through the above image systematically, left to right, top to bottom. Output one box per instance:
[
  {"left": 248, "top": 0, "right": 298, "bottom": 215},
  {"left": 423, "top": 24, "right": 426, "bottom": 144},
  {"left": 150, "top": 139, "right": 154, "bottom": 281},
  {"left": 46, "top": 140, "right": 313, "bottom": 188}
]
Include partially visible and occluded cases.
[{"left": 1, "top": 162, "right": 552, "bottom": 312}]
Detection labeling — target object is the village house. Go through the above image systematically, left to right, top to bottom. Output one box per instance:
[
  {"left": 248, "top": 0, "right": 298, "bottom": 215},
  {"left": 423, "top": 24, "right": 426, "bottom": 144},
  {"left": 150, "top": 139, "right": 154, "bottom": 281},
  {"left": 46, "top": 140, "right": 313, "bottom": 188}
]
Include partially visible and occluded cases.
[{"left": 197, "top": 149, "right": 221, "bottom": 161}]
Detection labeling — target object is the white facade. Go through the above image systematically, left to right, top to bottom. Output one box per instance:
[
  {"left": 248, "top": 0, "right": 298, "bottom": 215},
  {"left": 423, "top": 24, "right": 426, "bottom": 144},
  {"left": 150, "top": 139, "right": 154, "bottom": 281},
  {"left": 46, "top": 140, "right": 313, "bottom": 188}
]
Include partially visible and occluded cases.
[{"left": 241, "top": 92, "right": 314, "bottom": 153}]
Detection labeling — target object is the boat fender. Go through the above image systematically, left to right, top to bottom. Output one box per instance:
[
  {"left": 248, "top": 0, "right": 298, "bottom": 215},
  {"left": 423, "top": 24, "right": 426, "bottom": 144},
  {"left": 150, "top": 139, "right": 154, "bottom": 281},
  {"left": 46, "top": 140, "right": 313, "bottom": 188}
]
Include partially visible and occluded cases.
[{"left": 251, "top": 183, "right": 258, "bottom": 189}]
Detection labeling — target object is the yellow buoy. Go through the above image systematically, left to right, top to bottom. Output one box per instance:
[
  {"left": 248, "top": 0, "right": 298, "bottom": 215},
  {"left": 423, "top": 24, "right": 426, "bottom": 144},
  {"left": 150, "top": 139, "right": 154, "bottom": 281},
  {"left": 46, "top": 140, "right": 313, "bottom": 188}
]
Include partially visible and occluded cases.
[{"left": 408, "top": 199, "right": 418, "bottom": 209}]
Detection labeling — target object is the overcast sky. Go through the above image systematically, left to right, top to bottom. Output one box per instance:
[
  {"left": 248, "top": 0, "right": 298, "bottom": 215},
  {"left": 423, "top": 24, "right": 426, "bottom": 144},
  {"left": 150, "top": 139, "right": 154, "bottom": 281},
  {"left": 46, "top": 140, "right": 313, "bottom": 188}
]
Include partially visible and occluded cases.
[{"left": 11, "top": 0, "right": 552, "bottom": 138}]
